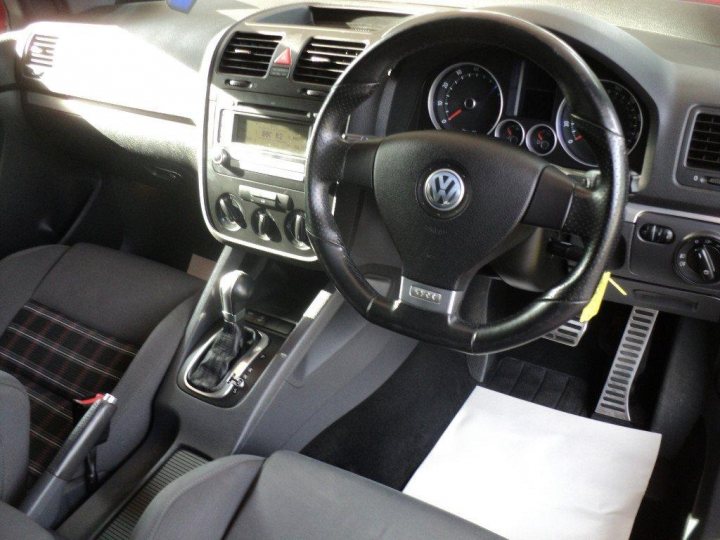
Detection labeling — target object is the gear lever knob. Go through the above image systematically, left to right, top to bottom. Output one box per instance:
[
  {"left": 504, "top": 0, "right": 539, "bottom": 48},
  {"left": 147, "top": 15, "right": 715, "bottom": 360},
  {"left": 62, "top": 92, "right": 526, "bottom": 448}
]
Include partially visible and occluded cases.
[{"left": 219, "top": 270, "right": 254, "bottom": 324}]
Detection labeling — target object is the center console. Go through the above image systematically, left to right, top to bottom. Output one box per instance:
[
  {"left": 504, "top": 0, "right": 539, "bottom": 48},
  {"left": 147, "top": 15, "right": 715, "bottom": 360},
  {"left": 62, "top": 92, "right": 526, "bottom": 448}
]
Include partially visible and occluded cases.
[{"left": 202, "top": 17, "right": 377, "bottom": 261}]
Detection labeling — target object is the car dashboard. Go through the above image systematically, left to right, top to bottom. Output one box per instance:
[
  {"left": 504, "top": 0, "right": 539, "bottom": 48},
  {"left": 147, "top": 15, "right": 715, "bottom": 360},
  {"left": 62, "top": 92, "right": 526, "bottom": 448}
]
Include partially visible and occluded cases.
[{"left": 10, "top": 0, "right": 720, "bottom": 321}]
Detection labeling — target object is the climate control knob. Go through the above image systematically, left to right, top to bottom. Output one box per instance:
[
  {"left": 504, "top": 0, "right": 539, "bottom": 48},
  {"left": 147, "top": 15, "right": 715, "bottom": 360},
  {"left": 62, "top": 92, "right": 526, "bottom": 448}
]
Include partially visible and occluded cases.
[
  {"left": 216, "top": 194, "right": 246, "bottom": 231},
  {"left": 251, "top": 209, "right": 281, "bottom": 242},
  {"left": 285, "top": 210, "right": 311, "bottom": 250},
  {"left": 676, "top": 236, "right": 720, "bottom": 285}
]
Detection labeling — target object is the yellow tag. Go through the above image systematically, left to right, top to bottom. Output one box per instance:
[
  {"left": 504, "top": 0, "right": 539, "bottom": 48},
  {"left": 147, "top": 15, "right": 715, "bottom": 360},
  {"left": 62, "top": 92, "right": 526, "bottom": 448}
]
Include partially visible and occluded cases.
[{"left": 579, "top": 272, "right": 627, "bottom": 323}]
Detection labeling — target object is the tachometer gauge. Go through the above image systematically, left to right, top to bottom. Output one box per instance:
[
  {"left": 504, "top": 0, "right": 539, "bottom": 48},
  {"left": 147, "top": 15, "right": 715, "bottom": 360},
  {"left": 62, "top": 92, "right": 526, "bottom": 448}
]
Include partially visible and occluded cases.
[
  {"left": 428, "top": 63, "right": 503, "bottom": 134},
  {"left": 556, "top": 80, "right": 643, "bottom": 167}
]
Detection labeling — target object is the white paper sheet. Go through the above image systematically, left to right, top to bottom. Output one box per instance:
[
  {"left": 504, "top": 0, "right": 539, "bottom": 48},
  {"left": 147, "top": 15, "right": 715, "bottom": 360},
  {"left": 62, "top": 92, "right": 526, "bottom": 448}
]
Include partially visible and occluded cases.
[{"left": 403, "top": 386, "right": 661, "bottom": 540}]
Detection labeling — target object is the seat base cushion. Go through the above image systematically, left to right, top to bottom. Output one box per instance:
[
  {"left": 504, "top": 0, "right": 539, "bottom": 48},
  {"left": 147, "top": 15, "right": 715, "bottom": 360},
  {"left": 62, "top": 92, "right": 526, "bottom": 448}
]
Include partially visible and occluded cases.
[
  {"left": 0, "top": 302, "right": 138, "bottom": 478},
  {"left": 0, "top": 372, "right": 29, "bottom": 504},
  {"left": 133, "top": 451, "right": 503, "bottom": 540},
  {"left": 0, "top": 500, "right": 55, "bottom": 540}
]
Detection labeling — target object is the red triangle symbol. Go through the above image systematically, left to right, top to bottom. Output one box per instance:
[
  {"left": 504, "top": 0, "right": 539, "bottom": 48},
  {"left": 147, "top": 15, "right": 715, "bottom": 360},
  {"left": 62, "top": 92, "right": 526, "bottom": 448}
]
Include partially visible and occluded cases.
[{"left": 274, "top": 48, "right": 292, "bottom": 66}]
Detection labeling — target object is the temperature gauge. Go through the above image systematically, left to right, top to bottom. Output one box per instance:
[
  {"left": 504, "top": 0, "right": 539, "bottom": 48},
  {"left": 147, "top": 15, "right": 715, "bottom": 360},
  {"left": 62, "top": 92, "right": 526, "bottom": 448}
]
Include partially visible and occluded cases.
[
  {"left": 494, "top": 119, "right": 525, "bottom": 146},
  {"left": 526, "top": 124, "right": 557, "bottom": 156}
]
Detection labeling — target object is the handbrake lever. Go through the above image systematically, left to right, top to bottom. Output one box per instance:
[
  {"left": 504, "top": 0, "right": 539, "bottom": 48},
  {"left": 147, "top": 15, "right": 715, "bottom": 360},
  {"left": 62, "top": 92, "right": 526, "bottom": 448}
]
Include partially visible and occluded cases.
[{"left": 20, "top": 394, "right": 117, "bottom": 528}]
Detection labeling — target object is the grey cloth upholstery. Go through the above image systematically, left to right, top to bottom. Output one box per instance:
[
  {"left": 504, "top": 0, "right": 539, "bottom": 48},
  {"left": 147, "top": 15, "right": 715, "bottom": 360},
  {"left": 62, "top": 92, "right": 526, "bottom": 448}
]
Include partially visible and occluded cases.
[
  {"left": 0, "top": 243, "right": 203, "bottom": 497},
  {"left": 32, "top": 243, "right": 202, "bottom": 344},
  {"left": 0, "top": 245, "right": 68, "bottom": 340},
  {"left": 95, "top": 296, "right": 199, "bottom": 475},
  {"left": 0, "top": 372, "right": 29, "bottom": 504},
  {"left": 134, "top": 451, "right": 503, "bottom": 540},
  {"left": 131, "top": 456, "right": 264, "bottom": 540},
  {"left": 0, "top": 500, "right": 56, "bottom": 540}
]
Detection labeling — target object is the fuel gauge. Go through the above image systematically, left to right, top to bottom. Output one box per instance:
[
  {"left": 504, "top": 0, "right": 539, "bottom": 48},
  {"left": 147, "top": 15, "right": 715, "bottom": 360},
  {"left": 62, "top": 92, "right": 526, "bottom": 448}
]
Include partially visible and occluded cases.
[
  {"left": 494, "top": 119, "right": 525, "bottom": 147},
  {"left": 526, "top": 124, "right": 557, "bottom": 157}
]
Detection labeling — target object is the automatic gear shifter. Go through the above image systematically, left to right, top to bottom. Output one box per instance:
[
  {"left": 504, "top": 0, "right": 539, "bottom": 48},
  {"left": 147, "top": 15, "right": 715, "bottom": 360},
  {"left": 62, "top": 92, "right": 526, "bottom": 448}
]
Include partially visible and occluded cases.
[{"left": 188, "top": 270, "right": 257, "bottom": 392}]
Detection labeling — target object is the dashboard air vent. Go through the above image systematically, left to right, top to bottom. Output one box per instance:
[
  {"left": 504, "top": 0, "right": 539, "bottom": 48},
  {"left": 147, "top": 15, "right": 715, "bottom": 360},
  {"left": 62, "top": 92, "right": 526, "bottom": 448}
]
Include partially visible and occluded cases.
[
  {"left": 219, "top": 32, "right": 282, "bottom": 77},
  {"left": 24, "top": 34, "right": 58, "bottom": 78},
  {"left": 293, "top": 38, "right": 366, "bottom": 86},
  {"left": 686, "top": 112, "right": 720, "bottom": 172}
]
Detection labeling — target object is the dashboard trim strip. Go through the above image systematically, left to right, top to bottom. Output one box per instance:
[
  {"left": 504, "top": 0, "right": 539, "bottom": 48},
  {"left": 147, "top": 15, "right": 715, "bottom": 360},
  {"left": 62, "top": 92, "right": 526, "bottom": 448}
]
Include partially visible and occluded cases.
[{"left": 625, "top": 202, "right": 720, "bottom": 226}]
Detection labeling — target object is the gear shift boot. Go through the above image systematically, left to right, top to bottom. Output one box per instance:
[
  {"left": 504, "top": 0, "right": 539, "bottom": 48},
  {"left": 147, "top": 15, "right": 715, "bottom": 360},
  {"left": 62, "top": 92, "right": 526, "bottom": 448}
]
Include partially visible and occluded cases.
[
  {"left": 186, "top": 270, "right": 266, "bottom": 393},
  {"left": 187, "top": 323, "right": 259, "bottom": 391}
]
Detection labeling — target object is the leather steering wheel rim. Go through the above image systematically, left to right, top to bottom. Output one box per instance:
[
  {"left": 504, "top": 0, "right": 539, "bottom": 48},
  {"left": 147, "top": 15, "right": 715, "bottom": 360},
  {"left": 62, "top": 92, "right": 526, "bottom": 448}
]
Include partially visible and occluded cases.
[{"left": 305, "top": 11, "right": 629, "bottom": 354}]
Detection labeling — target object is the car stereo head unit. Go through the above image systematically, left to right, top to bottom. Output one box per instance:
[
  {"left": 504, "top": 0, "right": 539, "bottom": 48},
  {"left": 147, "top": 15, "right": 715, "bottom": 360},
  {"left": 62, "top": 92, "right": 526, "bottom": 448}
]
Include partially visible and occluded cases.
[{"left": 215, "top": 106, "right": 313, "bottom": 182}]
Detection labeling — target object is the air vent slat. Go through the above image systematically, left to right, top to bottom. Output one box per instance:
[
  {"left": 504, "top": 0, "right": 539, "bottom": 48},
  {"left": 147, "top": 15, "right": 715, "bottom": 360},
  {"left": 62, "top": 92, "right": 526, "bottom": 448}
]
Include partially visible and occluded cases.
[
  {"left": 219, "top": 32, "right": 281, "bottom": 77},
  {"left": 24, "top": 34, "right": 58, "bottom": 78},
  {"left": 293, "top": 38, "right": 365, "bottom": 86},
  {"left": 221, "top": 58, "right": 272, "bottom": 66},
  {"left": 687, "top": 112, "right": 720, "bottom": 172}
]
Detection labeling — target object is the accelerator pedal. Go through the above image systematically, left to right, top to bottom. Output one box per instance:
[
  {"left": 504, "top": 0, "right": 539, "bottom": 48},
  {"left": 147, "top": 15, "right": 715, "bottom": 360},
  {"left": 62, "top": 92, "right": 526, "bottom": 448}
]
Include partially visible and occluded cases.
[
  {"left": 594, "top": 307, "right": 659, "bottom": 423},
  {"left": 543, "top": 317, "right": 588, "bottom": 347}
]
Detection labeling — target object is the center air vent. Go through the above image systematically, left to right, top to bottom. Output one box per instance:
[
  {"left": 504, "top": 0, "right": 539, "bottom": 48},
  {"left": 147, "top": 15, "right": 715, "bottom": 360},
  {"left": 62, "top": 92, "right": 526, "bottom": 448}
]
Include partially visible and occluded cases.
[
  {"left": 219, "top": 32, "right": 282, "bottom": 77},
  {"left": 24, "top": 34, "right": 58, "bottom": 78},
  {"left": 293, "top": 38, "right": 366, "bottom": 86},
  {"left": 686, "top": 112, "right": 720, "bottom": 172}
]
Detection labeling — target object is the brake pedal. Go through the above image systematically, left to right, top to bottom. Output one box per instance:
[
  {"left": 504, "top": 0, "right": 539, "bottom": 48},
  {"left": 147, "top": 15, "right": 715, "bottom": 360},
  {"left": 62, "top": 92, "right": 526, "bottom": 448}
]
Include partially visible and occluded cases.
[
  {"left": 594, "top": 307, "right": 658, "bottom": 423},
  {"left": 543, "top": 317, "right": 588, "bottom": 347}
]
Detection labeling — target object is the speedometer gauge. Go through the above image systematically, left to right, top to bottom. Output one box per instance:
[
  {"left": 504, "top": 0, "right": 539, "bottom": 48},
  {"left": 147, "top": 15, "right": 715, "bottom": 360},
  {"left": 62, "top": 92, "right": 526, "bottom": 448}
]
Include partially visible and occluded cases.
[
  {"left": 428, "top": 63, "right": 503, "bottom": 134},
  {"left": 556, "top": 80, "right": 643, "bottom": 167}
]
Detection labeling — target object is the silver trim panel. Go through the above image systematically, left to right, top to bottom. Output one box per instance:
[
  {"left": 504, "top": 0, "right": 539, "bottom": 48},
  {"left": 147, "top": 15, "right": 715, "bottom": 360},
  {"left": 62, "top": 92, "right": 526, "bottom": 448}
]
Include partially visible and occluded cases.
[
  {"left": 625, "top": 202, "right": 720, "bottom": 226},
  {"left": 399, "top": 276, "right": 463, "bottom": 315}
]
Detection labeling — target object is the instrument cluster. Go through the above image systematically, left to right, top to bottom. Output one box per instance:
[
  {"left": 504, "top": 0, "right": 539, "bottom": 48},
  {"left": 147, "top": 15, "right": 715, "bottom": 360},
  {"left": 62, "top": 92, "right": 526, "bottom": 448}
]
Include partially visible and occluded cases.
[{"left": 425, "top": 59, "right": 645, "bottom": 170}]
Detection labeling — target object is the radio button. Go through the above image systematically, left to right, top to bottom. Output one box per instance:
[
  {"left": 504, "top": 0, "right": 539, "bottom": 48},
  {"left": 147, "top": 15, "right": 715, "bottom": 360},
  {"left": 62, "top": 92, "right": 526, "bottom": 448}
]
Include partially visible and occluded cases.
[{"left": 212, "top": 147, "right": 229, "bottom": 166}]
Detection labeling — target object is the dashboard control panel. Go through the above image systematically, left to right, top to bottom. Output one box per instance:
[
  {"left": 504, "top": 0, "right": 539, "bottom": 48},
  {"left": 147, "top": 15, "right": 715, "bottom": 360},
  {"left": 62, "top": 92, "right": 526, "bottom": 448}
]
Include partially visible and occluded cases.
[
  {"left": 202, "top": 20, "right": 374, "bottom": 261},
  {"left": 204, "top": 94, "right": 319, "bottom": 260},
  {"left": 624, "top": 212, "right": 720, "bottom": 295}
]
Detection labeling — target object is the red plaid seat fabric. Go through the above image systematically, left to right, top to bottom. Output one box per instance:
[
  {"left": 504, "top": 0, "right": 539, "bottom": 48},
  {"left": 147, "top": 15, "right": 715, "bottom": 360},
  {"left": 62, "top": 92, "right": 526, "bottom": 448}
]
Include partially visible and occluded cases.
[{"left": 0, "top": 301, "right": 138, "bottom": 479}]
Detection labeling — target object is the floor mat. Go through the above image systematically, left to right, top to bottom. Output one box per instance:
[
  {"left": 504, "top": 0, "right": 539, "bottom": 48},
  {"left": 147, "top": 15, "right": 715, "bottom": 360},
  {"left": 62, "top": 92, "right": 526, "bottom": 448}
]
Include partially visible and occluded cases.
[
  {"left": 302, "top": 343, "right": 475, "bottom": 490},
  {"left": 484, "top": 356, "right": 588, "bottom": 416},
  {"left": 404, "top": 386, "right": 661, "bottom": 540}
]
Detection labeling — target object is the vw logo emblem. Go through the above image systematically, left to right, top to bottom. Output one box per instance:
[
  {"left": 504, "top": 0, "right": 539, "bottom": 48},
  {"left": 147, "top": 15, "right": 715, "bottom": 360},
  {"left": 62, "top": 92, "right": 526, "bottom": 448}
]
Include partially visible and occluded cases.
[{"left": 423, "top": 169, "right": 465, "bottom": 212}]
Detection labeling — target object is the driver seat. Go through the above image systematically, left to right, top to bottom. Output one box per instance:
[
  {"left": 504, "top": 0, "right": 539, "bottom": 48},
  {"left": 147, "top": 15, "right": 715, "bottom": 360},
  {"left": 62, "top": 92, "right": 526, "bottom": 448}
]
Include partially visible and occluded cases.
[{"left": 0, "top": 451, "right": 502, "bottom": 539}]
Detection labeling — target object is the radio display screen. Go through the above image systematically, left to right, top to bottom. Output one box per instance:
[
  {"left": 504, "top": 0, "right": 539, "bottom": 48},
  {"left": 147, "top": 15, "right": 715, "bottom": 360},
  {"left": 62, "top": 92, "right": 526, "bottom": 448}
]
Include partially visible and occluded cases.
[{"left": 232, "top": 117, "right": 309, "bottom": 155}]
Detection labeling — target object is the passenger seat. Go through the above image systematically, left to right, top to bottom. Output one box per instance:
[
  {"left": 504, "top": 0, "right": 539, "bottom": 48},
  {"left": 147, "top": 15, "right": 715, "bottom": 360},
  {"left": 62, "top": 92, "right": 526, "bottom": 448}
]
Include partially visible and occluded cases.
[{"left": 0, "top": 244, "right": 202, "bottom": 503}]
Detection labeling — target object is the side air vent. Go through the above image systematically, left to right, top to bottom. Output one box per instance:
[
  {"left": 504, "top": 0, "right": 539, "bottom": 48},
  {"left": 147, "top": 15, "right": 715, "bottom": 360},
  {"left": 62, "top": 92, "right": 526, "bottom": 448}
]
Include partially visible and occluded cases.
[
  {"left": 219, "top": 32, "right": 282, "bottom": 77},
  {"left": 24, "top": 34, "right": 58, "bottom": 78},
  {"left": 293, "top": 38, "right": 365, "bottom": 86},
  {"left": 686, "top": 112, "right": 720, "bottom": 172}
]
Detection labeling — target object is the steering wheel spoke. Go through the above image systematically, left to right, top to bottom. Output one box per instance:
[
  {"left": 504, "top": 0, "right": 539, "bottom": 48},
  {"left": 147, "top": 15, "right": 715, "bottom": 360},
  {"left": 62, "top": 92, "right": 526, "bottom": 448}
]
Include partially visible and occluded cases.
[
  {"left": 340, "top": 137, "right": 381, "bottom": 189},
  {"left": 522, "top": 166, "right": 604, "bottom": 239}
]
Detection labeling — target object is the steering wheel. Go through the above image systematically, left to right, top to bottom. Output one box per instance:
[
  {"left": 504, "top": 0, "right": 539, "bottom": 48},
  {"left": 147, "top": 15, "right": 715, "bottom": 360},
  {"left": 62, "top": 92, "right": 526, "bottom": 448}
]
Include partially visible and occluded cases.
[{"left": 305, "top": 11, "right": 628, "bottom": 354}]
